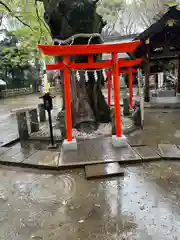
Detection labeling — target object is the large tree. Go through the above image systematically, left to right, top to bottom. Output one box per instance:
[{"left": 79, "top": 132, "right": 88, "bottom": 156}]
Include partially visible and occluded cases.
[
  {"left": 0, "top": 0, "right": 125, "bottom": 131},
  {"left": 40, "top": 0, "right": 112, "bottom": 130}
]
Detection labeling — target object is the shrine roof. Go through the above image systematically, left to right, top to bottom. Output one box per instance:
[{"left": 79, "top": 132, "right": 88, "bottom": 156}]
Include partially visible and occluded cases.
[
  {"left": 133, "top": 5, "right": 180, "bottom": 58},
  {"left": 134, "top": 6, "right": 180, "bottom": 42},
  {"left": 103, "top": 34, "right": 138, "bottom": 42},
  {"left": 103, "top": 35, "right": 136, "bottom": 60}
]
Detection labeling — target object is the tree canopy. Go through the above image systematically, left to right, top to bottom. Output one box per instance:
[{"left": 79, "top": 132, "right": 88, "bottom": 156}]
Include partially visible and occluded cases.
[
  {"left": 0, "top": 0, "right": 177, "bottom": 43},
  {"left": 0, "top": 0, "right": 50, "bottom": 43},
  {"left": 0, "top": 0, "right": 53, "bottom": 65},
  {"left": 0, "top": 0, "right": 126, "bottom": 39},
  {"left": 0, "top": 29, "right": 41, "bottom": 88}
]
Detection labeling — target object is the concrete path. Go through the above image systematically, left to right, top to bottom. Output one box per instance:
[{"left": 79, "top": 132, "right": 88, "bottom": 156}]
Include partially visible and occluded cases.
[
  {"left": 0, "top": 101, "right": 180, "bottom": 238},
  {"left": 0, "top": 159, "right": 180, "bottom": 239}
]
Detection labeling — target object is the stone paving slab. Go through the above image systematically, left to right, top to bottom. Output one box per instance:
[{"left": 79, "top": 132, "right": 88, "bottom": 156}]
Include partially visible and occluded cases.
[
  {"left": 148, "top": 97, "right": 180, "bottom": 109},
  {"left": 0, "top": 134, "right": 19, "bottom": 147},
  {"left": 29, "top": 135, "right": 62, "bottom": 142},
  {"left": 3, "top": 137, "right": 180, "bottom": 171},
  {"left": 58, "top": 137, "right": 141, "bottom": 167},
  {"left": 13, "top": 141, "right": 60, "bottom": 151},
  {"left": 158, "top": 144, "right": 180, "bottom": 159},
  {"left": 176, "top": 145, "right": 180, "bottom": 151},
  {"left": 0, "top": 146, "right": 37, "bottom": 163},
  {"left": 133, "top": 146, "right": 161, "bottom": 161},
  {"left": 0, "top": 147, "right": 10, "bottom": 156},
  {"left": 154, "top": 148, "right": 161, "bottom": 156},
  {"left": 23, "top": 150, "right": 60, "bottom": 167},
  {"left": 85, "top": 162, "right": 124, "bottom": 180}
]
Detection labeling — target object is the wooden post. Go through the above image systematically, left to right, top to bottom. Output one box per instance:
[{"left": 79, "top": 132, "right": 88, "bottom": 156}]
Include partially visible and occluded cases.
[
  {"left": 144, "top": 52, "right": 150, "bottom": 102},
  {"left": 112, "top": 53, "right": 122, "bottom": 137},
  {"left": 63, "top": 56, "right": 72, "bottom": 141},
  {"left": 128, "top": 68, "right": 133, "bottom": 109},
  {"left": 107, "top": 70, "right": 111, "bottom": 107},
  {"left": 38, "top": 103, "right": 46, "bottom": 122},
  {"left": 29, "top": 108, "right": 39, "bottom": 133},
  {"left": 16, "top": 111, "right": 29, "bottom": 141}
]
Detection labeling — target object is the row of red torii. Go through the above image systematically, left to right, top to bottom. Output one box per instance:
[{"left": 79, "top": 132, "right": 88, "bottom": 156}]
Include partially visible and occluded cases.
[{"left": 38, "top": 41, "right": 143, "bottom": 148}]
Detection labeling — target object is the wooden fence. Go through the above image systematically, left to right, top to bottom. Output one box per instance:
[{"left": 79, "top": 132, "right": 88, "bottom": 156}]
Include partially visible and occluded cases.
[{"left": 0, "top": 87, "right": 33, "bottom": 98}]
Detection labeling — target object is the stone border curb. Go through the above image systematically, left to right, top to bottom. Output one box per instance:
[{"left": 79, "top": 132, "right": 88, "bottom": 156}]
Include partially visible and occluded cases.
[
  {"left": 144, "top": 104, "right": 180, "bottom": 109},
  {"left": 28, "top": 136, "right": 62, "bottom": 142},
  {"left": 1, "top": 137, "right": 20, "bottom": 147},
  {"left": 1, "top": 143, "right": 180, "bottom": 172},
  {"left": 132, "top": 147, "right": 162, "bottom": 163}
]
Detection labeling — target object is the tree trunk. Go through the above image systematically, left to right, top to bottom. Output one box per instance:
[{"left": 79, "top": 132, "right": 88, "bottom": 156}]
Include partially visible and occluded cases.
[
  {"left": 42, "top": 0, "right": 110, "bottom": 130},
  {"left": 58, "top": 68, "right": 110, "bottom": 129},
  {"left": 71, "top": 70, "right": 110, "bottom": 127},
  {"left": 71, "top": 71, "right": 95, "bottom": 127}
]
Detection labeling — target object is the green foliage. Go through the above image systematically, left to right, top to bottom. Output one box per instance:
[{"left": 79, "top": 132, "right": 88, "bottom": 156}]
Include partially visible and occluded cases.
[
  {"left": 0, "top": 0, "right": 52, "bottom": 64},
  {"left": 0, "top": 0, "right": 55, "bottom": 88},
  {"left": 1, "top": 0, "right": 50, "bottom": 43},
  {"left": 1, "top": 0, "right": 123, "bottom": 37},
  {"left": 0, "top": 30, "right": 41, "bottom": 88},
  {"left": 0, "top": 30, "right": 33, "bottom": 68},
  {"left": 0, "top": 46, "right": 29, "bottom": 69}
]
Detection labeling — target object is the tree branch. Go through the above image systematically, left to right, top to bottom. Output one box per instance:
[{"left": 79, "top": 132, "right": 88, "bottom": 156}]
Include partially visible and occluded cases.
[
  {"left": 0, "top": 0, "right": 33, "bottom": 30},
  {"left": 35, "top": 0, "right": 50, "bottom": 35},
  {"left": 35, "top": 0, "right": 43, "bottom": 43},
  {"left": 0, "top": 13, "right": 3, "bottom": 27},
  {"left": 40, "top": 17, "right": 50, "bottom": 34}
]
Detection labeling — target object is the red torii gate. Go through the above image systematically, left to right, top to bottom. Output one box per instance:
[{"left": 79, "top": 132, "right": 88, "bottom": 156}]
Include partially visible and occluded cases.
[
  {"left": 38, "top": 41, "right": 142, "bottom": 144},
  {"left": 46, "top": 58, "right": 142, "bottom": 110},
  {"left": 106, "top": 59, "right": 143, "bottom": 108}
]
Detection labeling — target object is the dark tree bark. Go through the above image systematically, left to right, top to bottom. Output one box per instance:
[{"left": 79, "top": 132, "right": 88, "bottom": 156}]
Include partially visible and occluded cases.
[{"left": 41, "top": 0, "right": 111, "bottom": 130}]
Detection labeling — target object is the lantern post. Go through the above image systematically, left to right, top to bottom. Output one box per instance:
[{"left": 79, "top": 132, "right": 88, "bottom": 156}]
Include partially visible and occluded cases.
[{"left": 40, "top": 74, "right": 57, "bottom": 149}]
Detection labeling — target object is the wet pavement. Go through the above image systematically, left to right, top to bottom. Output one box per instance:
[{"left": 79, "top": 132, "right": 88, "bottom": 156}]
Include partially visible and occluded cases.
[
  {"left": 0, "top": 94, "right": 62, "bottom": 146},
  {"left": 2, "top": 95, "right": 180, "bottom": 239},
  {"left": 128, "top": 109, "right": 180, "bottom": 148},
  {"left": 59, "top": 137, "right": 141, "bottom": 167},
  {"left": 0, "top": 162, "right": 180, "bottom": 239},
  {"left": 85, "top": 162, "right": 124, "bottom": 179}
]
